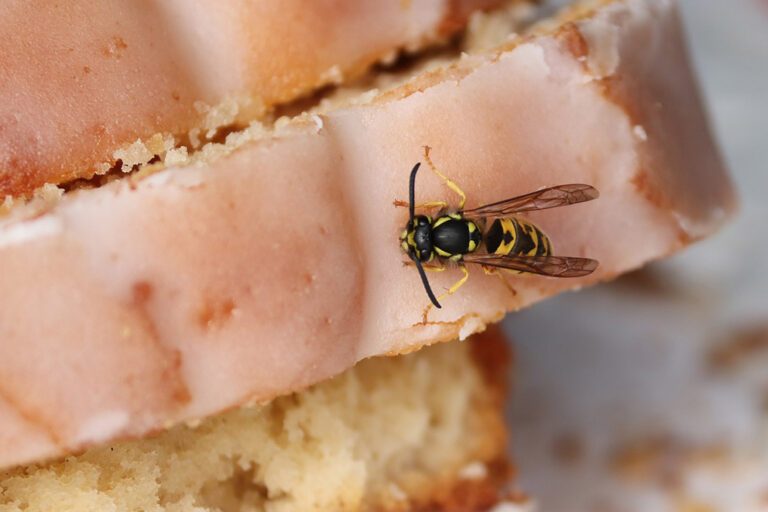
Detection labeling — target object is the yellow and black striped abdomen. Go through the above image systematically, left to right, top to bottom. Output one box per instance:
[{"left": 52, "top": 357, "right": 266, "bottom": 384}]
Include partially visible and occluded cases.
[{"left": 484, "top": 217, "right": 552, "bottom": 260}]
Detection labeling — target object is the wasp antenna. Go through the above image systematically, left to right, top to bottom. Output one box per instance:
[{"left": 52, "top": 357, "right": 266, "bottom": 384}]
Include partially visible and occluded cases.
[
  {"left": 408, "top": 162, "right": 421, "bottom": 223},
  {"left": 409, "top": 249, "right": 441, "bottom": 309}
]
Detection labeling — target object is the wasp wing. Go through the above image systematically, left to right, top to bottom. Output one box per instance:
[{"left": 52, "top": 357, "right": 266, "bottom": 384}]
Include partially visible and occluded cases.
[
  {"left": 461, "top": 184, "right": 598, "bottom": 217},
  {"left": 464, "top": 253, "right": 598, "bottom": 278}
]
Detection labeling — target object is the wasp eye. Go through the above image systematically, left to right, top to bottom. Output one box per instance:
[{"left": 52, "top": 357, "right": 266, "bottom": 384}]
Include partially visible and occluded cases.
[{"left": 415, "top": 215, "right": 430, "bottom": 226}]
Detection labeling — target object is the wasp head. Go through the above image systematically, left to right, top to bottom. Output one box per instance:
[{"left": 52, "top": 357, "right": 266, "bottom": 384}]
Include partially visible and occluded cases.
[{"left": 400, "top": 215, "right": 433, "bottom": 261}]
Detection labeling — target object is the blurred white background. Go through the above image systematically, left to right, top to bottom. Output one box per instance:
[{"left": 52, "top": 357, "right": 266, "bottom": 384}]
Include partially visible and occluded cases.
[{"left": 504, "top": 1, "right": 768, "bottom": 510}]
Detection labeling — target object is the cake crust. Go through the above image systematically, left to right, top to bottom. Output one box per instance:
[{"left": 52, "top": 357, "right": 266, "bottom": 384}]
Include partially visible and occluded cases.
[{"left": 0, "top": 0, "right": 503, "bottom": 197}]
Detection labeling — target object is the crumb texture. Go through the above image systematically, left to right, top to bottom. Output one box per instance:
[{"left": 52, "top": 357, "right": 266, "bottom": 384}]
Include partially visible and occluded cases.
[{"left": 0, "top": 340, "right": 507, "bottom": 512}]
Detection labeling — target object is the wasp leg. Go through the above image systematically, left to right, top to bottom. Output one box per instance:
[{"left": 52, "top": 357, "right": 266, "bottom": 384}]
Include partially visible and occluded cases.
[
  {"left": 423, "top": 145, "right": 467, "bottom": 210},
  {"left": 393, "top": 199, "right": 448, "bottom": 211},
  {"left": 416, "top": 200, "right": 449, "bottom": 210},
  {"left": 402, "top": 261, "right": 445, "bottom": 272},
  {"left": 439, "top": 264, "right": 470, "bottom": 301},
  {"left": 420, "top": 265, "right": 470, "bottom": 324},
  {"left": 482, "top": 265, "right": 518, "bottom": 297}
]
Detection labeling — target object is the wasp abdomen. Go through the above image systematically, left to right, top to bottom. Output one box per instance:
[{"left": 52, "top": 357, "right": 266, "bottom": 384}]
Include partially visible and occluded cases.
[{"left": 485, "top": 218, "right": 552, "bottom": 258}]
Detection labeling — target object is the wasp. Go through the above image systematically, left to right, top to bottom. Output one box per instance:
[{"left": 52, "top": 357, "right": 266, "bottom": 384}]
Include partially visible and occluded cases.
[{"left": 400, "top": 147, "right": 599, "bottom": 311}]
